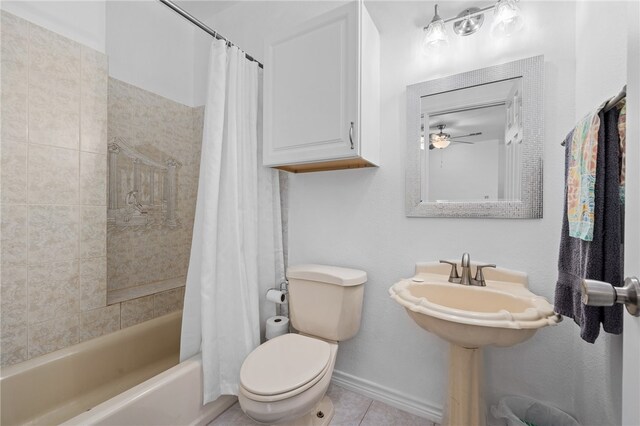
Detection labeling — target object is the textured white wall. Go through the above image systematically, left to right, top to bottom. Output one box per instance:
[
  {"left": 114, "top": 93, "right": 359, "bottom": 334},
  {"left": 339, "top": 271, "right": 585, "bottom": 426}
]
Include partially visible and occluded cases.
[
  {"left": 0, "top": 1, "right": 106, "bottom": 52},
  {"left": 105, "top": 1, "right": 210, "bottom": 107},
  {"left": 203, "top": 1, "right": 622, "bottom": 424},
  {"left": 575, "top": 1, "right": 628, "bottom": 120}
]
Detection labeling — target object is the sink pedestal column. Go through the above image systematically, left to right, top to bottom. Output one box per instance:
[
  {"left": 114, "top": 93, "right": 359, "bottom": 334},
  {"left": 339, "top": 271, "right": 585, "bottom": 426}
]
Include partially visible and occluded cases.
[{"left": 445, "top": 344, "right": 485, "bottom": 426}]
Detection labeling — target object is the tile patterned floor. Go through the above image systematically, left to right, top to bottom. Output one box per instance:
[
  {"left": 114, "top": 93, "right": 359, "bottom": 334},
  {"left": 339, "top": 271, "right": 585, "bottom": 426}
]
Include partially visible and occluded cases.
[{"left": 209, "top": 383, "right": 439, "bottom": 426}]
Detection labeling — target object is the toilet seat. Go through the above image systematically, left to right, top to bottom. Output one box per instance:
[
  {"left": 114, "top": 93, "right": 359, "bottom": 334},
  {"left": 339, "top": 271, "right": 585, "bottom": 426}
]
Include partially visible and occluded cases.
[{"left": 240, "top": 334, "right": 332, "bottom": 403}]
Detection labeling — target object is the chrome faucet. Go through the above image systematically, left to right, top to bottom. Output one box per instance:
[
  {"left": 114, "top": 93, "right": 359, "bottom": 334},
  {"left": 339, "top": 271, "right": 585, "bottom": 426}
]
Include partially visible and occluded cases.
[{"left": 439, "top": 253, "right": 496, "bottom": 287}]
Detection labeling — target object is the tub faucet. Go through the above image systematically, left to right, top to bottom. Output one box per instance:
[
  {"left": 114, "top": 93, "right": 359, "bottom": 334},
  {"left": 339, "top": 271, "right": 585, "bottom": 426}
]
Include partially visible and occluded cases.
[{"left": 439, "top": 253, "right": 496, "bottom": 286}]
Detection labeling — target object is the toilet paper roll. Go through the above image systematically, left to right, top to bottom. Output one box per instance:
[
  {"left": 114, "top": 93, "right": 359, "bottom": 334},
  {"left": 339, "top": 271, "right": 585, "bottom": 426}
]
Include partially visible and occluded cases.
[
  {"left": 266, "top": 289, "right": 287, "bottom": 305},
  {"left": 265, "top": 316, "right": 289, "bottom": 340}
]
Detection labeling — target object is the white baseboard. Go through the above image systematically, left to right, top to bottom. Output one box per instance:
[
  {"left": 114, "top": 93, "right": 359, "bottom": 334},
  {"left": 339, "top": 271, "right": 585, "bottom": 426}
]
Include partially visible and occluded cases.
[{"left": 331, "top": 370, "right": 443, "bottom": 424}]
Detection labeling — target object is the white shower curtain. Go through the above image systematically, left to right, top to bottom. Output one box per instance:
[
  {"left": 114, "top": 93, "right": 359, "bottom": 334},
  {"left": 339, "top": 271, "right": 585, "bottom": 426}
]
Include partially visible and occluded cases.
[{"left": 180, "top": 39, "right": 285, "bottom": 404}]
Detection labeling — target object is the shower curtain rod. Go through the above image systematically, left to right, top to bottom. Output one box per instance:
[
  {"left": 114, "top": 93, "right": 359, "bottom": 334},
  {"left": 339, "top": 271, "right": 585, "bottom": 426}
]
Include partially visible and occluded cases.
[{"left": 158, "top": 0, "right": 264, "bottom": 69}]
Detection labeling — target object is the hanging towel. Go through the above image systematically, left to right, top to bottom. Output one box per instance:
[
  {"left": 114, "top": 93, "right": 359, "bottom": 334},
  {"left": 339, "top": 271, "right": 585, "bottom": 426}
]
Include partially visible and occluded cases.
[
  {"left": 618, "top": 100, "right": 626, "bottom": 203},
  {"left": 566, "top": 104, "right": 605, "bottom": 241},
  {"left": 554, "top": 106, "right": 623, "bottom": 343}
]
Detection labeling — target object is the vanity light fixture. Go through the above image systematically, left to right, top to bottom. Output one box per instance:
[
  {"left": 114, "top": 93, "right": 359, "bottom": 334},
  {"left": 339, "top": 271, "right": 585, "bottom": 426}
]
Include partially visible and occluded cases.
[
  {"left": 422, "top": 0, "right": 524, "bottom": 52},
  {"left": 491, "top": 0, "right": 525, "bottom": 37},
  {"left": 422, "top": 4, "right": 449, "bottom": 52},
  {"left": 453, "top": 7, "right": 485, "bottom": 36}
]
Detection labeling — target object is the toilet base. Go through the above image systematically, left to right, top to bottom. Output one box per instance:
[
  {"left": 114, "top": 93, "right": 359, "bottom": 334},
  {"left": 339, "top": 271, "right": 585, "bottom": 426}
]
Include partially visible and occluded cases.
[{"left": 277, "top": 396, "right": 334, "bottom": 426}]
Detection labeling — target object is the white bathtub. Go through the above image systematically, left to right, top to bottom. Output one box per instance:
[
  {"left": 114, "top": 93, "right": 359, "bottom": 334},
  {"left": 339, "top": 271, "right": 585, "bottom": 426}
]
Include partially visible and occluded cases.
[
  {"left": 0, "top": 311, "right": 235, "bottom": 425},
  {"left": 62, "top": 354, "right": 236, "bottom": 426}
]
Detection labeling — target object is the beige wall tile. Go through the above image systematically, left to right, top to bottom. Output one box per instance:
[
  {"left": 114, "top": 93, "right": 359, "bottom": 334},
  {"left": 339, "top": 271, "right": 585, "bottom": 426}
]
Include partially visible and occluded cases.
[
  {"left": 1, "top": 12, "right": 29, "bottom": 144},
  {"left": 0, "top": 14, "right": 116, "bottom": 362},
  {"left": 28, "top": 23, "right": 80, "bottom": 149},
  {"left": 81, "top": 47, "right": 108, "bottom": 154},
  {"left": 107, "top": 79, "right": 202, "bottom": 297},
  {"left": 107, "top": 79, "right": 134, "bottom": 142},
  {"left": 1, "top": 142, "right": 27, "bottom": 204},
  {"left": 28, "top": 144, "right": 79, "bottom": 205},
  {"left": 80, "top": 152, "right": 107, "bottom": 205},
  {"left": 1, "top": 204, "right": 27, "bottom": 265},
  {"left": 28, "top": 205, "right": 78, "bottom": 263},
  {"left": 80, "top": 206, "right": 106, "bottom": 258},
  {"left": 80, "top": 257, "right": 107, "bottom": 311},
  {"left": 28, "top": 260, "right": 79, "bottom": 324},
  {"left": 1, "top": 264, "right": 27, "bottom": 333},
  {"left": 154, "top": 287, "right": 184, "bottom": 317},
  {"left": 121, "top": 295, "right": 154, "bottom": 328},
  {"left": 79, "top": 305, "right": 120, "bottom": 342},
  {"left": 28, "top": 314, "right": 79, "bottom": 358},
  {"left": 1, "top": 325, "right": 28, "bottom": 366}
]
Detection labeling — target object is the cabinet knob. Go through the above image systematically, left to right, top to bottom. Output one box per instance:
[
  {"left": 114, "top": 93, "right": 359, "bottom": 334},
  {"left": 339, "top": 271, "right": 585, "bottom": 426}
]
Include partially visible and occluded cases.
[{"left": 349, "top": 122, "right": 354, "bottom": 149}]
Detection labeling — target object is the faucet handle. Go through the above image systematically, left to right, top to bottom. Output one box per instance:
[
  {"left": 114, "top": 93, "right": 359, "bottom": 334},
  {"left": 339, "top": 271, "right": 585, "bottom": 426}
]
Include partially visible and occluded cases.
[
  {"left": 439, "top": 260, "right": 460, "bottom": 281},
  {"left": 474, "top": 264, "right": 496, "bottom": 286}
]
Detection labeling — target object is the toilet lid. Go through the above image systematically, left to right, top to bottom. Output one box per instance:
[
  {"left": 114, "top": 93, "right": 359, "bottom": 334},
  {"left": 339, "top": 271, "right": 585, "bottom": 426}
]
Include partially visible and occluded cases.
[{"left": 240, "top": 334, "right": 331, "bottom": 396}]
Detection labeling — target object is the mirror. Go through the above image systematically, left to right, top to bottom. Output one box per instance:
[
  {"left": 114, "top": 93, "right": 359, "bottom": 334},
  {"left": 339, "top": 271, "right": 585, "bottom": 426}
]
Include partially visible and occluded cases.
[
  {"left": 406, "top": 56, "right": 543, "bottom": 218},
  {"left": 421, "top": 78, "right": 523, "bottom": 202}
]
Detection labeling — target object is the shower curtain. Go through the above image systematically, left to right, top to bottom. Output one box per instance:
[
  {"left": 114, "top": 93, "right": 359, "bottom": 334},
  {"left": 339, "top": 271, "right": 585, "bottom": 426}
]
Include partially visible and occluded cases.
[{"left": 180, "top": 39, "right": 285, "bottom": 404}]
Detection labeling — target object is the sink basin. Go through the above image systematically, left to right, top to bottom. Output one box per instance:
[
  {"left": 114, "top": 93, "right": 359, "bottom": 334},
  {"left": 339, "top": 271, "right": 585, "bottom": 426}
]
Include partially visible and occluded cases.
[
  {"left": 389, "top": 261, "right": 561, "bottom": 426},
  {"left": 389, "top": 262, "right": 560, "bottom": 348},
  {"left": 391, "top": 279, "right": 559, "bottom": 348}
]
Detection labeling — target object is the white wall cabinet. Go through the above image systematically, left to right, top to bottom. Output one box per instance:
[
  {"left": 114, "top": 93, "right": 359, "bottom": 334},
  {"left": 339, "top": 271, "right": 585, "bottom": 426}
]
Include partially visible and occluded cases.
[{"left": 263, "top": 1, "right": 380, "bottom": 173}]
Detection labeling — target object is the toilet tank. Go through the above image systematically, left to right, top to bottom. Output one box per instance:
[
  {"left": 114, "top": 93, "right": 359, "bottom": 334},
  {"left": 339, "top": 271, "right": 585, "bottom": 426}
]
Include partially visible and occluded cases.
[{"left": 286, "top": 264, "right": 366, "bottom": 342}]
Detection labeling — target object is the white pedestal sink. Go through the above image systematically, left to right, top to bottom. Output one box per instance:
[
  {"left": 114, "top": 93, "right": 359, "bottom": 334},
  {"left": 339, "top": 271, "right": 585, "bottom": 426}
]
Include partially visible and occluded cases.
[{"left": 389, "top": 262, "right": 561, "bottom": 426}]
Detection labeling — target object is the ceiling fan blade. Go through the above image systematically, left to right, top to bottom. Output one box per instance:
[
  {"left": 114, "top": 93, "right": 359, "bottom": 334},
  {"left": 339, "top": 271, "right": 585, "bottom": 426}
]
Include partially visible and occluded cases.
[
  {"left": 449, "top": 132, "right": 482, "bottom": 138},
  {"left": 450, "top": 140, "right": 475, "bottom": 144}
]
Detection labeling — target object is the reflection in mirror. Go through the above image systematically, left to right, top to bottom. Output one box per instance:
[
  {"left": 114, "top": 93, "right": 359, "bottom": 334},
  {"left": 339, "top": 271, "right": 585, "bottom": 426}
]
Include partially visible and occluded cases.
[
  {"left": 405, "top": 55, "right": 543, "bottom": 218},
  {"left": 420, "top": 78, "right": 523, "bottom": 202}
]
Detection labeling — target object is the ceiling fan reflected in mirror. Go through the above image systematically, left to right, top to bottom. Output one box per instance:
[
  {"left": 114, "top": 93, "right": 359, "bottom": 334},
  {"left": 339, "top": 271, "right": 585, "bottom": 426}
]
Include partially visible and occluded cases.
[{"left": 426, "top": 124, "right": 482, "bottom": 150}]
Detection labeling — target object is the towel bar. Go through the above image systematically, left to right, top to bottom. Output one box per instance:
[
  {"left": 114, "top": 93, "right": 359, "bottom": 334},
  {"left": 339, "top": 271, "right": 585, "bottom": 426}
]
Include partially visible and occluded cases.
[{"left": 561, "top": 86, "right": 627, "bottom": 146}]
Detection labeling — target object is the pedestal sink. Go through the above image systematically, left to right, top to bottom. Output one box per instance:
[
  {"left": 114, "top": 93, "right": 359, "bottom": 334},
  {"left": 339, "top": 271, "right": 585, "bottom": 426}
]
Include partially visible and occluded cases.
[{"left": 389, "top": 261, "right": 561, "bottom": 426}]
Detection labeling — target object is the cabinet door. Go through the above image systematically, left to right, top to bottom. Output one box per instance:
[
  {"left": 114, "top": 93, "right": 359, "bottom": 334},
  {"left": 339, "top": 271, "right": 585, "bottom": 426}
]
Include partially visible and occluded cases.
[{"left": 263, "top": 2, "right": 359, "bottom": 166}]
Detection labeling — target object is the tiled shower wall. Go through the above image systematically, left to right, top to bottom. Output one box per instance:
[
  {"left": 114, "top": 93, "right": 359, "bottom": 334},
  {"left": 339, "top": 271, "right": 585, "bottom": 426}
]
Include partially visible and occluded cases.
[
  {"left": 0, "top": 11, "right": 109, "bottom": 366},
  {"left": 0, "top": 12, "right": 191, "bottom": 367},
  {"left": 107, "top": 78, "right": 203, "bottom": 296}
]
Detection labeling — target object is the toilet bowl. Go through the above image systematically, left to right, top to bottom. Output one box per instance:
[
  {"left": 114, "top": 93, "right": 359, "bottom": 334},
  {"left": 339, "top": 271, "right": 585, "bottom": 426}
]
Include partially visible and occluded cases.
[
  {"left": 238, "top": 264, "right": 367, "bottom": 425},
  {"left": 238, "top": 334, "right": 338, "bottom": 425}
]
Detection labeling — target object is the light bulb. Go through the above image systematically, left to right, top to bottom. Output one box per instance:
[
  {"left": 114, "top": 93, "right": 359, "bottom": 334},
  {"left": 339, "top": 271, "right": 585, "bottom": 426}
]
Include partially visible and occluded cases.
[
  {"left": 491, "top": 0, "right": 525, "bottom": 38},
  {"left": 422, "top": 4, "right": 449, "bottom": 53},
  {"left": 430, "top": 134, "right": 451, "bottom": 149}
]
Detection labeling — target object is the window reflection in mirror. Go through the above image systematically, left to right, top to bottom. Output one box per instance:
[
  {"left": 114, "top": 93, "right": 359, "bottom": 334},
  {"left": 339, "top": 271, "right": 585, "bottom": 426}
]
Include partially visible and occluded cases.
[{"left": 419, "top": 77, "right": 523, "bottom": 203}]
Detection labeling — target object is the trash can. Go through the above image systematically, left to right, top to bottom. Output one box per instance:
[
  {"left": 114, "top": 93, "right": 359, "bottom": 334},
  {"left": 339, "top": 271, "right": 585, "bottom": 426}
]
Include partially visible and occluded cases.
[{"left": 491, "top": 396, "right": 581, "bottom": 426}]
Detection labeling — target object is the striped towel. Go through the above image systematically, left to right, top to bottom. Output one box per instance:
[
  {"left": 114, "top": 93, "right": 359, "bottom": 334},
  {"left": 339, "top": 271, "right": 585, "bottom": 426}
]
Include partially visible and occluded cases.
[{"left": 567, "top": 99, "right": 608, "bottom": 241}]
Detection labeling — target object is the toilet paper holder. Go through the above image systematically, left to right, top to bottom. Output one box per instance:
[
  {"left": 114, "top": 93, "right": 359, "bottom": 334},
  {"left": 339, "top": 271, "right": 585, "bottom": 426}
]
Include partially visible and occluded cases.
[
  {"left": 264, "top": 279, "right": 289, "bottom": 297},
  {"left": 265, "top": 280, "right": 289, "bottom": 317}
]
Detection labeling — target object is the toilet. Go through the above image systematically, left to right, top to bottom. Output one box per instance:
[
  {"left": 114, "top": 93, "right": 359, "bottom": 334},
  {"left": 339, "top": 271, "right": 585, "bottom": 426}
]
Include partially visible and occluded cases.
[{"left": 238, "top": 264, "right": 367, "bottom": 425}]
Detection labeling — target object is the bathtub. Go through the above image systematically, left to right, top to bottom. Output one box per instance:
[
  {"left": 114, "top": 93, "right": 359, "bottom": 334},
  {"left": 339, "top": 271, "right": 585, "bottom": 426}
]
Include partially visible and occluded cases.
[{"left": 0, "top": 311, "right": 236, "bottom": 425}]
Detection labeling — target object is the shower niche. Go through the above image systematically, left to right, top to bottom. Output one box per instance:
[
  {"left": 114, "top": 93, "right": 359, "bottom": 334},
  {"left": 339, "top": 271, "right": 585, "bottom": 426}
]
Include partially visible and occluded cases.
[{"left": 108, "top": 137, "right": 180, "bottom": 228}]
